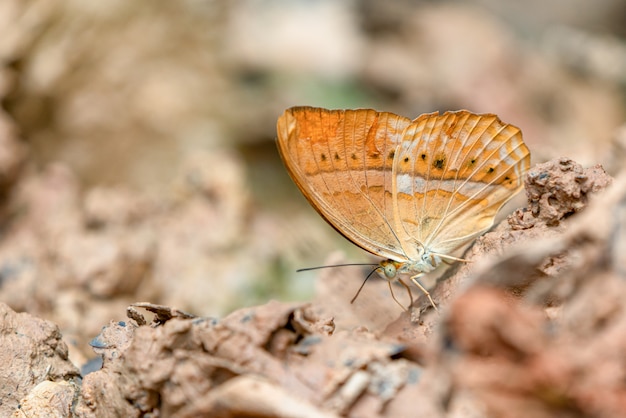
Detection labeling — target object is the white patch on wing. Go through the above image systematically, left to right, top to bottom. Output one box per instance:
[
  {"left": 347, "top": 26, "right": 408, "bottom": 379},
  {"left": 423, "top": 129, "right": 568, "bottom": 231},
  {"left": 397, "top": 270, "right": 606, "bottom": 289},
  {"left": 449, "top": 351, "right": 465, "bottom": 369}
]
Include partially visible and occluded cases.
[
  {"left": 394, "top": 173, "right": 498, "bottom": 197},
  {"left": 396, "top": 173, "right": 413, "bottom": 194}
]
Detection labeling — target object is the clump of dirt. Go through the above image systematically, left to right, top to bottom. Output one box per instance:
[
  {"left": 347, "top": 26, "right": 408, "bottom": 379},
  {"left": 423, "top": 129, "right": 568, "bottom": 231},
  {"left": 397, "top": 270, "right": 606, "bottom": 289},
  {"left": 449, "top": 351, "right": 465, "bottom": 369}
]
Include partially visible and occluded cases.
[
  {"left": 0, "top": 151, "right": 255, "bottom": 366},
  {"left": 514, "top": 157, "right": 612, "bottom": 228},
  {"left": 436, "top": 162, "right": 626, "bottom": 418},
  {"left": 438, "top": 169, "right": 626, "bottom": 417},
  {"left": 75, "top": 301, "right": 434, "bottom": 417},
  {"left": 0, "top": 303, "right": 79, "bottom": 417}
]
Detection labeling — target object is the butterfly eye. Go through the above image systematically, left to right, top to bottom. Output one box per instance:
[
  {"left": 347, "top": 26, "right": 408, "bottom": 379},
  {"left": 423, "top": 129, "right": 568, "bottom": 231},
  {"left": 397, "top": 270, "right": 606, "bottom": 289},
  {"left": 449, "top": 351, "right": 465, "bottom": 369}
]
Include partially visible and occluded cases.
[{"left": 382, "top": 262, "right": 397, "bottom": 279}]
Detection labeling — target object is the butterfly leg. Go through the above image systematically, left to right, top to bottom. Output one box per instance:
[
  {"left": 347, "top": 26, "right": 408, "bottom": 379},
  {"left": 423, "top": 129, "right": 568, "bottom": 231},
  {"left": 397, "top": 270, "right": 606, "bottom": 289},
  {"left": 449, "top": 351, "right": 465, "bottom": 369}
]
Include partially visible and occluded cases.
[
  {"left": 439, "top": 254, "right": 471, "bottom": 264},
  {"left": 410, "top": 274, "right": 439, "bottom": 312},
  {"left": 397, "top": 278, "right": 414, "bottom": 310},
  {"left": 388, "top": 280, "right": 410, "bottom": 312}
]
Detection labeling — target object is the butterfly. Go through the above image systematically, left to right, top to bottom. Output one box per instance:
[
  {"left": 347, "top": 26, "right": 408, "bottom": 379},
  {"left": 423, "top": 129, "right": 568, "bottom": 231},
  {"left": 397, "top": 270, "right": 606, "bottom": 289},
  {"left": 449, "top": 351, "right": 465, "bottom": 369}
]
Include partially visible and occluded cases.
[{"left": 276, "top": 106, "right": 530, "bottom": 310}]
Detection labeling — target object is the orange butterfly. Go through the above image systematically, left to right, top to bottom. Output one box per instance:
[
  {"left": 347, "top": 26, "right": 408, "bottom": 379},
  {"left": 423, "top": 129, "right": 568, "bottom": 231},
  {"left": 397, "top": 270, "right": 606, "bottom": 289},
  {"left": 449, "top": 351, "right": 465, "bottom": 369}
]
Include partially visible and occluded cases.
[{"left": 276, "top": 107, "right": 530, "bottom": 310}]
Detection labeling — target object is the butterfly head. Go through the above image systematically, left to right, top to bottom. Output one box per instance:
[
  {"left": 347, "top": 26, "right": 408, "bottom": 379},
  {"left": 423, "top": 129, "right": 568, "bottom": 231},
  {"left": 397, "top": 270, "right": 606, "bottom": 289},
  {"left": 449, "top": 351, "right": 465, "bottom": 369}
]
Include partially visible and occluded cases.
[
  {"left": 378, "top": 251, "right": 441, "bottom": 282},
  {"left": 378, "top": 259, "right": 401, "bottom": 280}
]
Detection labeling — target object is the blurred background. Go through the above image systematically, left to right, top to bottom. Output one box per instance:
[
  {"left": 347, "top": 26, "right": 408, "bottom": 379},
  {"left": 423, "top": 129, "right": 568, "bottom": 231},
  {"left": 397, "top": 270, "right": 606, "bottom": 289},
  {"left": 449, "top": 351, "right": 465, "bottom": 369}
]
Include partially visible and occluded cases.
[{"left": 0, "top": 0, "right": 625, "bottom": 360}]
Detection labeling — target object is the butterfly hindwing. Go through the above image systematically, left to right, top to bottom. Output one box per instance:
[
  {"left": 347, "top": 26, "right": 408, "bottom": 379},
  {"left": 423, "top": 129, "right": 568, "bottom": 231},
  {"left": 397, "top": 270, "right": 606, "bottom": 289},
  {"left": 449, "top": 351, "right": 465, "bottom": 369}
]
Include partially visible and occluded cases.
[{"left": 392, "top": 110, "right": 530, "bottom": 255}]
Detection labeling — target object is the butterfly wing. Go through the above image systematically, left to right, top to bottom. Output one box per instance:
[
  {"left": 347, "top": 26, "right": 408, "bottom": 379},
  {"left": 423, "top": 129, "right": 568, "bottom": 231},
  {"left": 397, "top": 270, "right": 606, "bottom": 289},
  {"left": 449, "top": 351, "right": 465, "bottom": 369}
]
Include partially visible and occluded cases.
[
  {"left": 276, "top": 106, "right": 412, "bottom": 261},
  {"left": 392, "top": 110, "right": 530, "bottom": 256}
]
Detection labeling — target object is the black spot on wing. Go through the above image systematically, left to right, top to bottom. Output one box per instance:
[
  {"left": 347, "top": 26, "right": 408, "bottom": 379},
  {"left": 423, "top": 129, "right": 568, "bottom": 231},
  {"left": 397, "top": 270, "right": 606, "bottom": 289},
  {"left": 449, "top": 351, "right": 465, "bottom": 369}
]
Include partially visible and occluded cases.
[{"left": 433, "top": 156, "right": 446, "bottom": 169}]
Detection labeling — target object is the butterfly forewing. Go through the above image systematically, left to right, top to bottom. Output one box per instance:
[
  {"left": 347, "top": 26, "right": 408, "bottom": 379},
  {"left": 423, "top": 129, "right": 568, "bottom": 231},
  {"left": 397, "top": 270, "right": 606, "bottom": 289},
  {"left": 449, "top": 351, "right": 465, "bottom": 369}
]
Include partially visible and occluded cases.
[
  {"left": 276, "top": 107, "right": 412, "bottom": 260},
  {"left": 393, "top": 110, "right": 530, "bottom": 255}
]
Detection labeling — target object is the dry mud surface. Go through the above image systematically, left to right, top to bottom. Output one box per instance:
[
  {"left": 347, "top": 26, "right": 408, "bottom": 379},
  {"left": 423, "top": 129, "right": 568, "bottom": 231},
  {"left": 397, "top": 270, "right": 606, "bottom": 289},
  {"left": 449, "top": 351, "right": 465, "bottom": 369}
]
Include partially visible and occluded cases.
[
  {"left": 1, "top": 2, "right": 626, "bottom": 417},
  {"left": 3, "top": 157, "right": 626, "bottom": 417}
]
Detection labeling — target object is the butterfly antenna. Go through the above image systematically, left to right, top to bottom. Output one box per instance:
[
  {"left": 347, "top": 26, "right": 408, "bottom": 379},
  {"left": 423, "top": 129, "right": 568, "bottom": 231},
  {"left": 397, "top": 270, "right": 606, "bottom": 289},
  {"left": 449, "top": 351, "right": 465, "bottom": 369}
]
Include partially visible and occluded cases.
[
  {"left": 296, "top": 263, "right": 378, "bottom": 273},
  {"left": 350, "top": 266, "right": 379, "bottom": 304}
]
